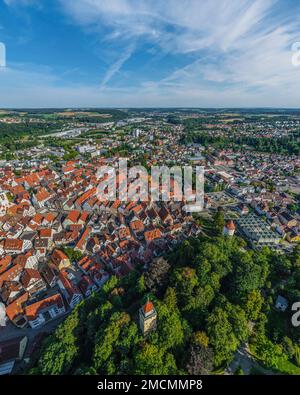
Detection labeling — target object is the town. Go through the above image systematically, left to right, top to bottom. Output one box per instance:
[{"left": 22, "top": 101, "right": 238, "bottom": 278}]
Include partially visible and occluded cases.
[{"left": 0, "top": 108, "right": 300, "bottom": 374}]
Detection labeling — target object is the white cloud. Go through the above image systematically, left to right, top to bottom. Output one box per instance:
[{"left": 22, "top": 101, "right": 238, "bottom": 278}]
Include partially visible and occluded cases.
[
  {"left": 2, "top": 0, "right": 300, "bottom": 107},
  {"left": 59, "top": 0, "right": 300, "bottom": 96},
  {"left": 100, "top": 42, "right": 135, "bottom": 87}
]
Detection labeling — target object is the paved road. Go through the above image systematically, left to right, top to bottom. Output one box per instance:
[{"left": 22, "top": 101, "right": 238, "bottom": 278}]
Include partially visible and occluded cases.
[
  {"left": 0, "top": 312, "right": 68, "bottom": 343},
  {"left": 225, "top": 344, "right": 276, "bottom": 375}
]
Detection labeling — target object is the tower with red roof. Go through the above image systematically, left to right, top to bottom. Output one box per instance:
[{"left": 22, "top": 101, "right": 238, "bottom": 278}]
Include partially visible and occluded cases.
[
  {"left": 223, "top": 220, "right": 236, "bottom": 236},
  {"left": 139, "top": 299, "right": 157, "bottom": 335}
]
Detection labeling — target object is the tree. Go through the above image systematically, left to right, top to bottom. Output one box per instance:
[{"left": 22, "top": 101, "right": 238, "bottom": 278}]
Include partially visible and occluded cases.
[
  {"left": 213, "top": 208, "right": 225, "bottom": 235},
  {"left": 61, "top": 247, "right": 83, "bottom": 263},
  {"left": 230, "top": 253, "right": 268, "bottom": 297},
  {"left": 144, "top": 257, "right": 170, "bottom": 294},
  {"left": 171, "top": 267, "right": 198, "bottom": 309},
  {"left": 244, "top": 290, "right": 264, "bottom": 321},
  {"left": 156, "top": 301, "right": 184, "bottom": 350},
  {"left": 226, "top": 303, "right": 249, "bottom": 343},
  {"left": 207, "top": 307, "right": 239, "bottom": 366},
  {"left": 34, "top": 310, "right": 80, "bottom": 374},
  {"left": 93, "top": 312, "right": 131, "bottom": 372},
  {"left": 193, "top": 331, "right": 209, "bottom": 348},
  {"left": 255, "top": 337, "right": 286, "bottom": 368},
  {"left": 281, "top": 337, "right": 295, "bottom": 360},
  {"left": 134, "top": 343, "right": 177, "bottom": 375},
  {"left": 186, "top": 344, "right": 214, "bottom": 375},
  {"left": 235, "top": 366, "right": 244, "bottom": 375}
]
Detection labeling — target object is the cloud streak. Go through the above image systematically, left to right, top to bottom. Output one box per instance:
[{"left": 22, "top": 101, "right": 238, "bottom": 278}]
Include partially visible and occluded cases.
[
  {"left": 2, "top": 0, "right": 300, "bottom": 107},
  {"left": 100, "top": 42, "right": 135, "bottom": 87}
]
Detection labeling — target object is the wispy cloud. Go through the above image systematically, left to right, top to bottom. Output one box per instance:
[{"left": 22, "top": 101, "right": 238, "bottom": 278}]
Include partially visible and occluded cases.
[
  {"left": 2, "top": 0, "right": 300, "bottom": 107},
  {"left": 100, "top": 42, "right": 135, "bottom": 87}
]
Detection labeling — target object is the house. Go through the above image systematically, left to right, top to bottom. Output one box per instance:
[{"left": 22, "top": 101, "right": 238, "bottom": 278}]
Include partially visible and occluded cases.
[
  {"left": 32, "top": 188, "right": 52, "bottom": 208},
  {"left": 0, "top": 192, "right": 11, "bottom": 216},
  {"left": 237, "top": 203, "right": 249, "bottom": 216},
  {"left": 63, "top": 210, "right": 81, "bottom": 228},
  {"left": 279, "top": 211, "right": 297, "bottom": 228},
  {"left": 223, "top": 220, "right": 236, "bottom": 236},
  {"left": 74, "top": 226, "right": 91, "bottom": 252},
  {"left": 119, "top": 226, "right": 131, "bottom": 241},
  {"left": 144, "top": 228, "right": 163, "bottom": 244},
  {"left": 1, "top": 239, "right": 32, "bottom": 255},
  {"left": 51, "top": 249, "right": 71, "bottom": 270},
  {"left": 14, "top": 251, "right": 39, "bottom": 270},
  {"left": 0, "top": 256, "right": 12, "bottom": 274},
  {"left": 0, "top": 263, "right": 23, "bottom": 288},
  {"left": 40, "top": 264, "right": 57, "bottom": 288},
  {"left": 21, "top": 268, "right": 47, "bottom": 296},
  {"left": 58, "top": 269, "right": 83, "bottom": 309},
  {"left": 78, "top": 275, "right": 97, "bottom": 297},
  {"left": 0, "top": 281, "right": 24, "bottom": 305},
  {"left": 5, "top": 292, "right": 29, "bottom": 328},
  {"left": 25, "top": 293, "right": 66, "bottom": 329},
  {"left": 275, "top": 295, "right": 288, "bottom": 312},
  {"left": 0, "top": 336, "right": 28, "bottom": 375}
]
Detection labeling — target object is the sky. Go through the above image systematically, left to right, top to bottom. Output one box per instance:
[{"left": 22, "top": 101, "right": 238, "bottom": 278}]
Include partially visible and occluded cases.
[{"left": 0, "top": 0, "right": 300, "bottom": 108}]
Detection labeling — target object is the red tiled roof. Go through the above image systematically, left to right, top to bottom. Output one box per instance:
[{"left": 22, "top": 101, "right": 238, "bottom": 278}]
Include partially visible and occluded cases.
[
  {"left": 226, "top": 220, "right": 236, "bottom": 230},
  {"left": 144, "top": 228, "right": 162, "bottom": 242},
  {"left": 6, "top": 292, "right": 29, "bottom": 321},
  {"left": 25, "top": 293, "right": 64, "bottom": 320},
  {"left": 143, "top": 300, "right": 154, "bottom": 314}
]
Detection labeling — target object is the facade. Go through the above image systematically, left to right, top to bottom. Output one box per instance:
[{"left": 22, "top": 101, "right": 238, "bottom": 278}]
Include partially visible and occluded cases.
[
  {"left": 25, "top": 293, "right": 66, "bottom": 329},
  {"left": 139, "top": 300, "right": 157, "bottom": 336}
]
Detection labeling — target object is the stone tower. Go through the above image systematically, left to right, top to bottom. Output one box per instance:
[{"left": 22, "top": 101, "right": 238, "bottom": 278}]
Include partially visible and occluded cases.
[
  {"left": 223, "top": 220, "right": 236, "bottom": 236},
  {"left": 139, "top": 299, "right": 157, "bottom": 336}
]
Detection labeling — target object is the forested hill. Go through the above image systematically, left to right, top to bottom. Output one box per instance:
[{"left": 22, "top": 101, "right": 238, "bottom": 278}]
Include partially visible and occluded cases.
[{"left": 30, "top": 234, "right": 300, "bottom": 375}]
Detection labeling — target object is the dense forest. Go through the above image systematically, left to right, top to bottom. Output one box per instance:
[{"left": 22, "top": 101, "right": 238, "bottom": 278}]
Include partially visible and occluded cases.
[
  {"left": 182, "top": 130, "right": 300, "bottom": 155},
  {"left": 30, "top": 224, "right": 300, "bottom": 375}
]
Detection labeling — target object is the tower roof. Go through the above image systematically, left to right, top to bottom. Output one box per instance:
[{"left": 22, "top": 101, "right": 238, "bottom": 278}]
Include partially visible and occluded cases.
[
  {"left": 226, "top": 220, "right": 236, "bottom": 230},
  {"left": 143, "top": 300, "right": 154, "bottom": 314}
]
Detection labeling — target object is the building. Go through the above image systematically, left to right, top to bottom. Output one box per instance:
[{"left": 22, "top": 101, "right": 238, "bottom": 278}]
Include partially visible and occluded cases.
[
  {"left": 0, "top": 192, "right": 10, "bottom": 216},
  {"left": 236, "top": 214, "right": 280, "bottom": 249},
  {"left": 223, "top": 220, "right": 236, "bottom": 236},
  {"left": 51, "top": 249, "right": 71, "bottom": 270},
  {"left": 57, "top": 270, "right": 83, "bottom": 309},
  {"left": 24, "top": 293, "right": 66, "bottom": 329},
  {"left": 275, "top": 295, "right": 288, "bottom": 312},
  {"left": 139, "top": 300, "right": 157, "bottom": 336},
  {"left": 0, "top": 336, "right": 28, "bottom": 375}
]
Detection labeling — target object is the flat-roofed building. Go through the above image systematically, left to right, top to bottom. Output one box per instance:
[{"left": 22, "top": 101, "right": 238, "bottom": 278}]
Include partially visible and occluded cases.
[{"left": 236, "top": 214, "right": 280, "bottom": 249}]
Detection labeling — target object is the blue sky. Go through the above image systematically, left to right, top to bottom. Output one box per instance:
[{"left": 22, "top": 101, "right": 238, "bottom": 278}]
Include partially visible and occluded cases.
[{"left": 0, "top": 0, "right": 300, "bottom": 107}]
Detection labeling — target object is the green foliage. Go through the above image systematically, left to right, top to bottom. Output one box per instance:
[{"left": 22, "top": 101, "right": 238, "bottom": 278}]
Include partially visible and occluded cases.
[
  {"left": 32, "top": 233, "right": 299, "bottom": 375},
  {"left": 61, "top": 247, "right": 83, "bottom": 262},
  {"left": 244, "top": 290, "right": 264, "bottom": 321},
  {"left": 32, "top": 310, "right": 80, "bottom": 374},
  {"left": 255, "top": 336, "right": 286, "bottom": 369},
  {"left": 134, "top": 343, "right": 177, "bottom": 375}
]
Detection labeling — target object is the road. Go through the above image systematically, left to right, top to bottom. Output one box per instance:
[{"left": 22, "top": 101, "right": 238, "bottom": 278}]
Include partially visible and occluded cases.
[
  {"left": 0, "top": 312, "right": 68, "bottom": 343},
  {"left": 225, "top": 343, "right": 276, "bottom": 375}
]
